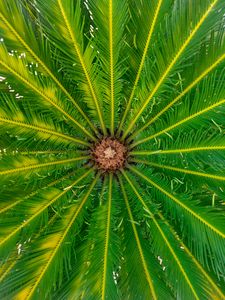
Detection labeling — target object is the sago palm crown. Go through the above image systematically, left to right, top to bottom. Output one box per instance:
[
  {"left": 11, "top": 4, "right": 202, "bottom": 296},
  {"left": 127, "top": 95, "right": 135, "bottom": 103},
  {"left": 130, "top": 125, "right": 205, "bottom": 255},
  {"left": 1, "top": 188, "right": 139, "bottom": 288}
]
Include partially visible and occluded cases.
[{"left": 0, "top": 0, "right": 225, "bottom": 299}]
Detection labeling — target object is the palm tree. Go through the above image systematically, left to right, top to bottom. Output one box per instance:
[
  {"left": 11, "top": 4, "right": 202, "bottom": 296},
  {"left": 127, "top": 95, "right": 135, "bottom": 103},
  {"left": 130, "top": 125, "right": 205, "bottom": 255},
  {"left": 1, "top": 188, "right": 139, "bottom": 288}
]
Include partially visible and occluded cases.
[{"left": 0, "top": 0, "right": 225, "bottom": 299}]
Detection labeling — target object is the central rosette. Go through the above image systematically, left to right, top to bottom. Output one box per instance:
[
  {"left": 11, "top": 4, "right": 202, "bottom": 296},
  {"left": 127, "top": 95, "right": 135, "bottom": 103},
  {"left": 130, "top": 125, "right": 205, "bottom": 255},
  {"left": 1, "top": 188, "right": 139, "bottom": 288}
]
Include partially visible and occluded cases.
[{"left": 91, "top": 137, "right": 128, "bottom": 172}]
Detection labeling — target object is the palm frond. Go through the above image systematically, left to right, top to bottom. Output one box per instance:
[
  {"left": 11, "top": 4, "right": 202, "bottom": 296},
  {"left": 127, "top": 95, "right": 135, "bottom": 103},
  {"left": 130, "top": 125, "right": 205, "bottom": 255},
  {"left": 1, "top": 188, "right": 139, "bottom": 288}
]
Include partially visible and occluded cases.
[
  {"left": 0, "top": 0, "right": 97, "bottom": 135},
  {"left": 32, "top": 0, "right": 106, "bottom": 133},
  {"left": 88, "top": 0, "right": 128, "bottom": 134},
  {"left": 118, "top": 0, "right": 164, "bottom": 133},
  {"left": 122, "top": 0, "right": 220, "bottom": 139},
  {"left": 1, "top": 1, "right": 225, "bottom": 298},
  {"left": 0, "top": 43, "right": 95, "bottom": 140},
  {"left": 135, "top": 52, "right": 225, "bottom": 138},
  {"left": 131, "top": 65, "right": 225, "bottom": 147},
  {"left": 0, "top": 92, "right": 88, "bottom": 152},
  {"left": 133, "top": 97, "right": 225, "bottom": 147},
  {"left": 132, "top": 145, "right": 225, "bottom": 155},
  {"left": 0, "top": 154, "right": 88, "bottom": 177},
  {"left": 131, "top": 158, "right": 225, "bottom": 182},
  {"left": 129, "top": 165, "right": 225, "bottom": 277},
  {"left": 0, "top": 168, "right": 79, "bottom": 215},
  {"left": 0, "top": 169, "right": 93, "bottom": 259},
  {"left": 122, "top": 170, "right": 225, "bottom": 299},
  {"left": 118, "top": 174, "right": 173, "bottom": 299},
  {"left": 69, "top": 175, "right": 121, "bottom": 299},
  {"left": 22, "top": 176, "right": 98, "bottom": 300},
  {"left": 157, "top": 212, "right": 225, "bottom": 299}
]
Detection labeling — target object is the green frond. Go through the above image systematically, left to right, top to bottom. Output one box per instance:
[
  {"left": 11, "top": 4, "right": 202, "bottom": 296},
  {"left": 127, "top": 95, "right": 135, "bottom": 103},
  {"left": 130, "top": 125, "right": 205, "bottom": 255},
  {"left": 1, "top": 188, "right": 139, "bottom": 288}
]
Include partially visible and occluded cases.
[
  {"left": 0, "top": 0, "right": 97, "bottom": 135},
  {"left": 32, "top": 0, "right": 106, "bottom": 133},
  {"left": 57, "top": 0, "right": 105, "bottom": 132},
  {"left": 88, "top": 0, "right": 128, "bottom": 134},
  {"left": 118, "top": 0, "right": 164, "bottom": 133},
  {"left": 122, "top": 0, "right": 219, "bottom": 139},
  {"left": 1, "top": 1, "right": 225, "bottom": 298},
  {"left": 131, "top": 31, "right": 225, "bottom": 145},
  {"left": 0, "top": 43, "right": 94, "bottom": 140},
  {"left": 134, "top": 51, "right": 225, "bottom": 138},
  {"left": 0, "top": 92, "right": 89, "bottom": 152},
  {"left": 133, "top": 97, "right": 225, "bottom": 147},
  {"left": 0, "top": 116, "right": 88, "bottom": 147},
  {"left": 131, "top": 128, "right": 225, "bottom": 183},
  {"left": 132, "top": 145, "right": 225, "bottom": 156},
  {"left": 0, "top": 155, "right": 89, "bottom": 177},
  {"left": 131, "top": 158, "right": 225, "bottom": 182},
  {"left": 129, "top": 165, "right": 225, "bottom": 278},
  {"left": 0, "top": 168, "right": 79, "bottom": 215},
  {"left": 0, "top": 169, "right": 93, "bottom": 259},
  {"left": 122, "top": 170, "right": 225, "bottom": 299},
  {"left": 68, "top": 174, "right": 121, "bottom": 299},
  {"left": 101, "top": 174, "right": 114, "bottom": 299},
  {"left": 118, "top": 174, "right": 173, "bottom": 299},
  {"left": 9, "top": 175, "right": 99, "bottom": 300},
  {"left": 24, "top": 176, "right": 98, "bottom": 300},
  {"left": 119, "top": 176, "right": 157, "bottom": 299},
  {"left": 157, "top": 212, "right": 225, "bottom": 300},
  {"left": 0, "top": 214, "right": 58, "bottom": 285},
  {"left": 52, "top": 235, "right": 94, "bottom": 300}
]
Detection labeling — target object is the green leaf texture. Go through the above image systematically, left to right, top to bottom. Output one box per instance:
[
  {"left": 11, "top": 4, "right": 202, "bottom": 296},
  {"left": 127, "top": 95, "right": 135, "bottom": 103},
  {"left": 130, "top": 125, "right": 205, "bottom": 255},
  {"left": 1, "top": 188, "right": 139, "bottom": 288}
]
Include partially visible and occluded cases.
[{"left": 0, "top": 0, "right": 225, "bottom": 299}]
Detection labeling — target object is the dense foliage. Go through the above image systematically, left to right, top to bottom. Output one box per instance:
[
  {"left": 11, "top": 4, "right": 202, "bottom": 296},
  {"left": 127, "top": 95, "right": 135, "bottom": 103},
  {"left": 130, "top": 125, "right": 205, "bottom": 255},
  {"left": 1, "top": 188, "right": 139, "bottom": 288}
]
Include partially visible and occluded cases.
[{"left": 0, "top": 0, "right": 225, "bottom": 299}]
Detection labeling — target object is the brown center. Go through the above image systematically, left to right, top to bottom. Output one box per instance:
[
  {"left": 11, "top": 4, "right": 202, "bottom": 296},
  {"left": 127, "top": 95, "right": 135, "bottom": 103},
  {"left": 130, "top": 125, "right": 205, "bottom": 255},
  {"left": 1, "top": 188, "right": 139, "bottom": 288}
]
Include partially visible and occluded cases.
[{"left": 91, "top": 137, "right": 128, "bottom": 172}]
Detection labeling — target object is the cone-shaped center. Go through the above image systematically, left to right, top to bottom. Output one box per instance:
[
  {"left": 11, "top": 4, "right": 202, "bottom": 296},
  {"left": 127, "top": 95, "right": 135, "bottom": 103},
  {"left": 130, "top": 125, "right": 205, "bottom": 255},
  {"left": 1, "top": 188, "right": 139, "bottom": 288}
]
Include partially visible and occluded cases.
[
  {"left": 92, "top": 137, "right": 128, "bottom": 171},
  {"left": 104, "top": 146, "right": 116, "bottom": 159}
]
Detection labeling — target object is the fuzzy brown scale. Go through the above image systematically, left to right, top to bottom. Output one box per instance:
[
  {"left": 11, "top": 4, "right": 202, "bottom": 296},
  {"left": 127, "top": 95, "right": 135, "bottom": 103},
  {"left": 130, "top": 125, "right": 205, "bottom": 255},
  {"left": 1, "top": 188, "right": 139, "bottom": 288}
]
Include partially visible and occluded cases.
[{"left": 91, "top": 137, "right": 128, "bottom": 172}]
